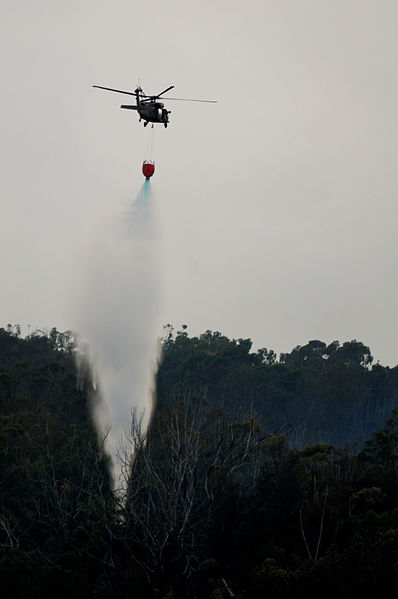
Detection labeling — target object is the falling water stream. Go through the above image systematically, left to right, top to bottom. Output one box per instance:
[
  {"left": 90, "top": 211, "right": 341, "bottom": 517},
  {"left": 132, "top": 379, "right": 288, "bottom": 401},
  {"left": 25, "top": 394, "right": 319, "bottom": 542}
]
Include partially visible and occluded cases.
[{"left": 72, "top": 180, "right": 161, "bottom": 489}]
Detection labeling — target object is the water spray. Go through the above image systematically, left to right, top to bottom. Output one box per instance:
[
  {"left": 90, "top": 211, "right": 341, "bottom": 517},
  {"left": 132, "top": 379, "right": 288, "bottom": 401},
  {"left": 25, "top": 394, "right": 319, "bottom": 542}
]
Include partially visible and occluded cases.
[{"left": 71, "top": 179, "right": 161, "bottom": 491}]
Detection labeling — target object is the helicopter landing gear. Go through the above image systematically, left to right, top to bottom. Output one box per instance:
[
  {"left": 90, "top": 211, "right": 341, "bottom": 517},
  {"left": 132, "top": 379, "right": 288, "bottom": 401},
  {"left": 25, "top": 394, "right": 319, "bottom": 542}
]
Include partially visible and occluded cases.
[
  {"left": 144, "top": 121, "right": 148, "bottom": 127},
  {"left": 164, "top": 123, "right": 168, "bottom": 128}
]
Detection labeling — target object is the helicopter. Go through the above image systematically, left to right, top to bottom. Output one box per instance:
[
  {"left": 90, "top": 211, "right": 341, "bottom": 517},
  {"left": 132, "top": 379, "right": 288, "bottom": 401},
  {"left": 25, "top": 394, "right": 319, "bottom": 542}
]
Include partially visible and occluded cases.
[{"left": 92, "top": 83, "right": 217, "bottom": 127}]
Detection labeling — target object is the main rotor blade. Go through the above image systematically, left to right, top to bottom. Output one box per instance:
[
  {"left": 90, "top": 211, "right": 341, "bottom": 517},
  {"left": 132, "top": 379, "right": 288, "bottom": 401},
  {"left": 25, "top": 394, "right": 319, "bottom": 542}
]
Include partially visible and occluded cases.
[
  {"left": 93, "top": 85, "right": 136, "bottom": 96},
  {"left": 153, "top": 85, "right": 175, "bottom": 98},
  {"left": 138, "top": 86, "right": 175, "bottom": 100},
  {"left": 158, "top": 96, "right": 218, "bottom": 103}
]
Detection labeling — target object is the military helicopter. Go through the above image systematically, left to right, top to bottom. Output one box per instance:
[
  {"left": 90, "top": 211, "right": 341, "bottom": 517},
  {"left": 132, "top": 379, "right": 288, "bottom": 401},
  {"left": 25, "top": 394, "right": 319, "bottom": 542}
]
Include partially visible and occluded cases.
[{"left": 92, "top": 83, "right": 217, "bottom": 127}]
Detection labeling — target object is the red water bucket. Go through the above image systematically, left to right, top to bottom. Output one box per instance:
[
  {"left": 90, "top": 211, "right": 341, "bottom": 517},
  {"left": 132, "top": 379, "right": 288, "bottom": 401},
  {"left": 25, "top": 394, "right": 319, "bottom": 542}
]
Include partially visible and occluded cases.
[{"left": 142, "top": 161, "right": 155, "bottom": 179}]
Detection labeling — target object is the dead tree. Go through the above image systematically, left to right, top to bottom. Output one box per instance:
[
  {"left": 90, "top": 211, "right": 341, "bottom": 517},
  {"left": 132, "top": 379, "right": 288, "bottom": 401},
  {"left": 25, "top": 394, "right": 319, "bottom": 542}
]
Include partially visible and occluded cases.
[{"left": 119, "top": 396, "right": 263, "bottom": 596}]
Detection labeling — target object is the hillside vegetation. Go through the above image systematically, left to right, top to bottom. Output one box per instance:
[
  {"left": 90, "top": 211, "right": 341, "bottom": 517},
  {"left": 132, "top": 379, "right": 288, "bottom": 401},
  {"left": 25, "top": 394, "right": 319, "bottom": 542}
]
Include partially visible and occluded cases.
[
  {"left": 1, "top": 325, "right": 398, "bottom": 597},
  {"left": 158, "top": 326, "right": 398, "bottom": 447}
]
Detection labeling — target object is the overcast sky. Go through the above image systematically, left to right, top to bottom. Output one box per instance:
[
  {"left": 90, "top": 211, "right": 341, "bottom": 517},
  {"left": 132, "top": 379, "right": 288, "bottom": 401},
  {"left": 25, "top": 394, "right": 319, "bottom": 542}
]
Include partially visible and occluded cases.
[{"left": 2, "top": 0, "right": 398, "bottom": 365}]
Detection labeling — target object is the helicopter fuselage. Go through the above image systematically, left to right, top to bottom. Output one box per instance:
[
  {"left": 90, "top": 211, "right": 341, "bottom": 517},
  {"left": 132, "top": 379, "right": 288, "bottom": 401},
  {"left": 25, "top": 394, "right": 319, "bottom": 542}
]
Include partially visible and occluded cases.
[
  {"left": 120, "top": 93, "right": 170, "bottom": 126},
  {"left": 138, "top": 101, "right": 169, "bottom": 125}
]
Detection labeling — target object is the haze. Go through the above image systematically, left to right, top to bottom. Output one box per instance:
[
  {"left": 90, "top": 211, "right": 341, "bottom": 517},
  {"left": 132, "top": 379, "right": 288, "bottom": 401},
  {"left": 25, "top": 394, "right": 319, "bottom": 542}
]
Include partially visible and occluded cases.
[{"left": 1, "top": 0, "right": 398, "bottom": 365}]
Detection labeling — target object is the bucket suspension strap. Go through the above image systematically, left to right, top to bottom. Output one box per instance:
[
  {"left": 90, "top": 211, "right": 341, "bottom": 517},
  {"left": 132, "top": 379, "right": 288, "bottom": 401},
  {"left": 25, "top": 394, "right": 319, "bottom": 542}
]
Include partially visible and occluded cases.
[{"left": 144, "top": 126, "right": 155, "bottom": 162}]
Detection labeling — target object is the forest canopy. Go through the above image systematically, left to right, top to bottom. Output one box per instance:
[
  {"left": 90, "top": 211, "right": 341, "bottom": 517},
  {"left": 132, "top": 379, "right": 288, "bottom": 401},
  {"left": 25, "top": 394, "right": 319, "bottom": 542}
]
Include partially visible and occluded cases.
[{"left": 1, "top": 325, "right": 398, "bottom": 598}]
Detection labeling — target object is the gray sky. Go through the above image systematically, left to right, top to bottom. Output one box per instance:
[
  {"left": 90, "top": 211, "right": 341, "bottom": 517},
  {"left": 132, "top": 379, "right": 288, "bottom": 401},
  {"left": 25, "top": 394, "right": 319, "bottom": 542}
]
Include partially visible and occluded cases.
[{"left": 2, "top": 0, "right": 398, "bottom": 365}]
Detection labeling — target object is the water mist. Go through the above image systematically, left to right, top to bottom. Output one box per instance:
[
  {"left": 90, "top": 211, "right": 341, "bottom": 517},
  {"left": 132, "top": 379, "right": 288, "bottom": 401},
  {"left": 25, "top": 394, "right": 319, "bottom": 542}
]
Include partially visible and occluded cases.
[{"left": 71, "top": 181, "right": 161, "bottom": 489}]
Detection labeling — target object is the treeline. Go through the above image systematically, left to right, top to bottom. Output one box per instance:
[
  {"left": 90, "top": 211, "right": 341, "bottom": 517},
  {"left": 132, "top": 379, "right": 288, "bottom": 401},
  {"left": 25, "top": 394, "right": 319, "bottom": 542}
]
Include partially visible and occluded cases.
[
  {"left": 1, "top": 326, "right": 398, "bottom": 597},
  {"left": 157, "top": 326, "right": 398, "bottom": 447}
]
